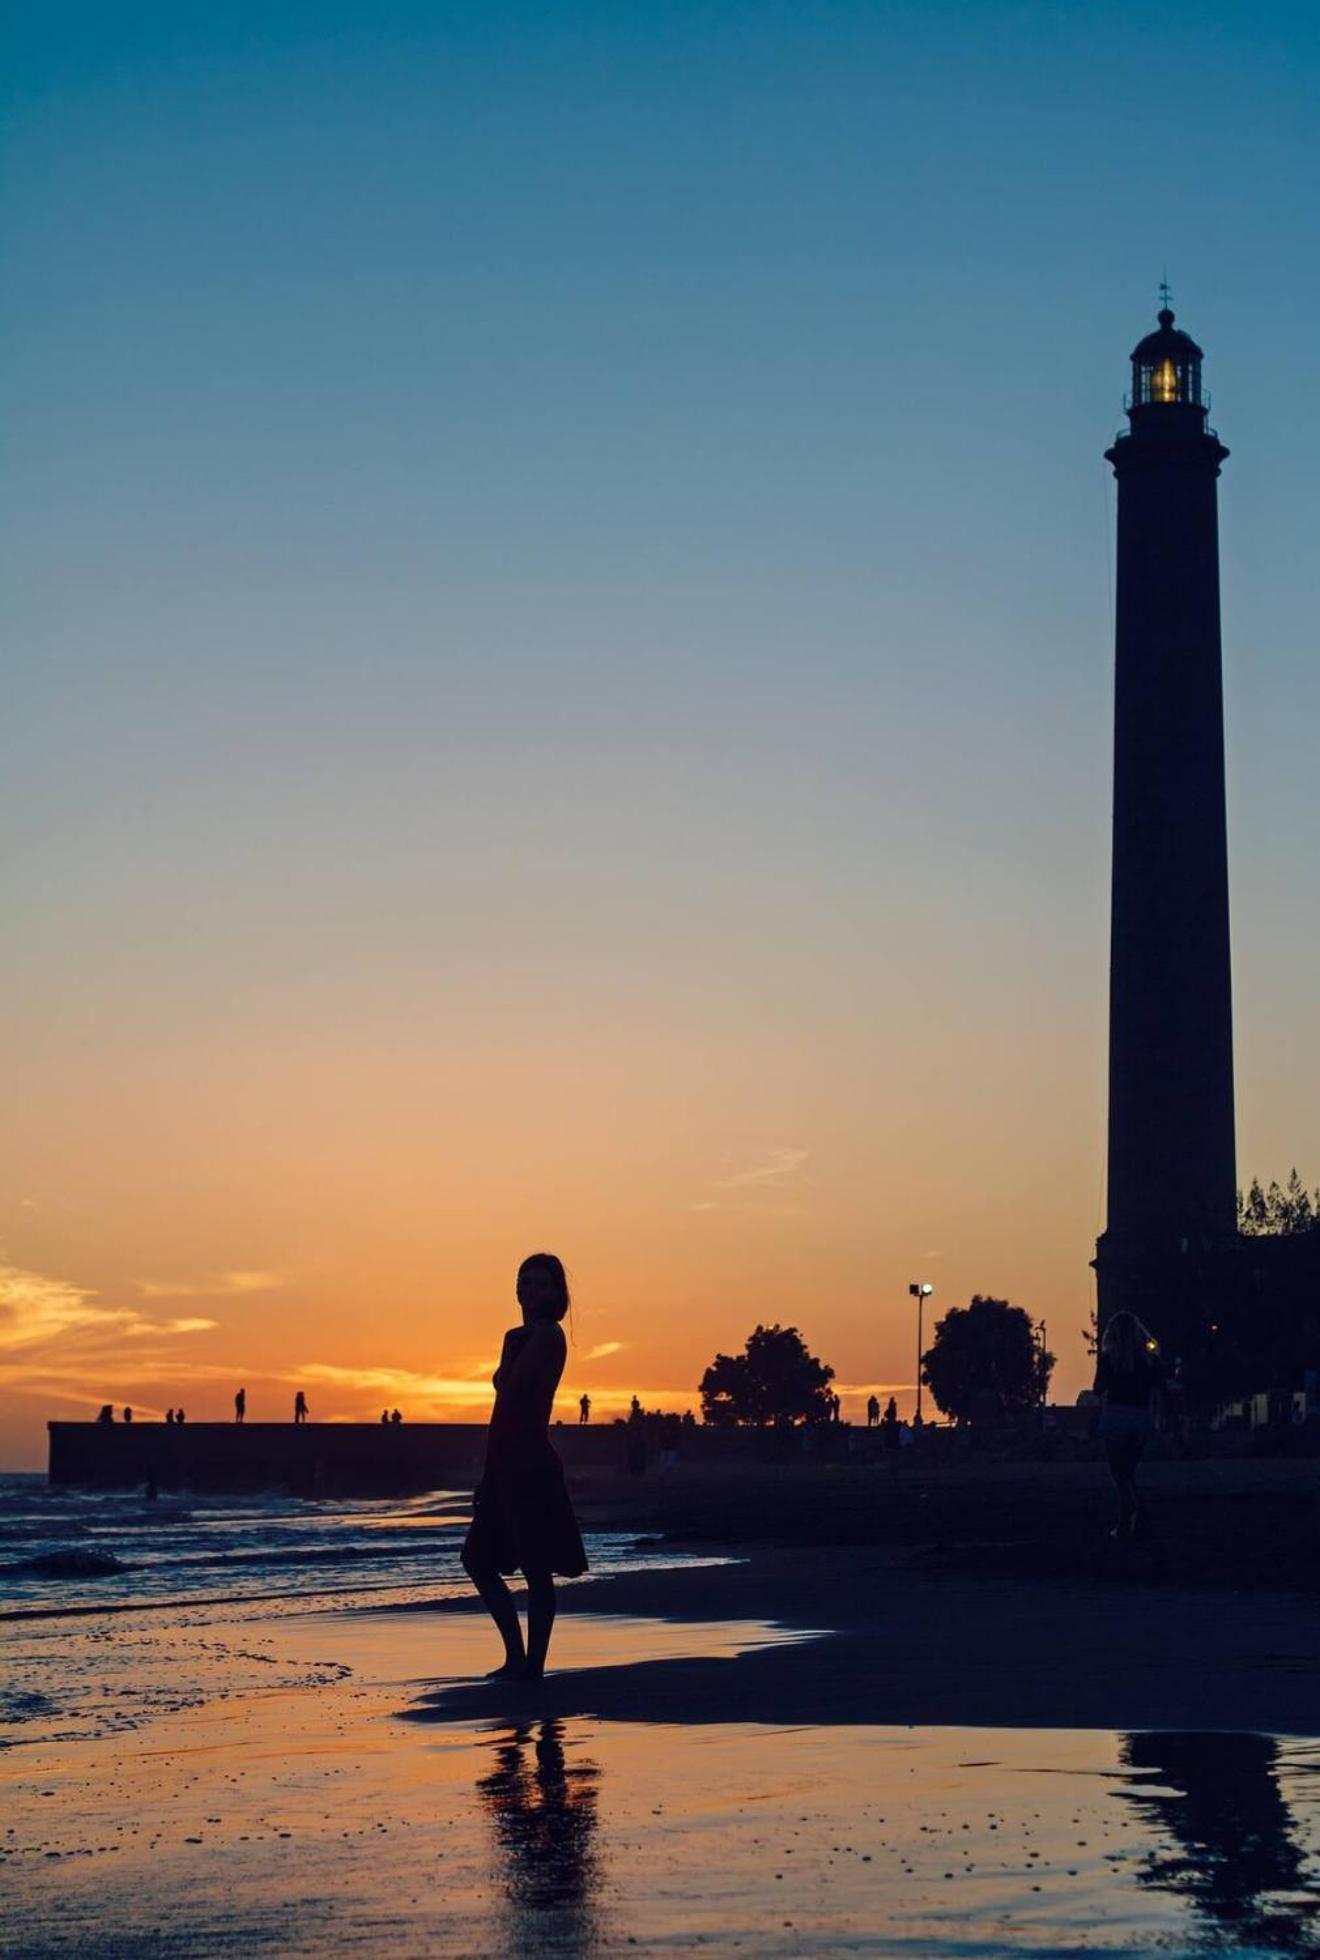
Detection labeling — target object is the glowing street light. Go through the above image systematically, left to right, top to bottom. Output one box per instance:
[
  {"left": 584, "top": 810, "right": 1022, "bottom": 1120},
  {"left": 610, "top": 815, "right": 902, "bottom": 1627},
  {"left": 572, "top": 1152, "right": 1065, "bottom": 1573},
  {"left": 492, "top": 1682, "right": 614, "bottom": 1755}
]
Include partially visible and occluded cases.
[{"left": 909, "top": 1282, "right": 934, "bottom": 1423}]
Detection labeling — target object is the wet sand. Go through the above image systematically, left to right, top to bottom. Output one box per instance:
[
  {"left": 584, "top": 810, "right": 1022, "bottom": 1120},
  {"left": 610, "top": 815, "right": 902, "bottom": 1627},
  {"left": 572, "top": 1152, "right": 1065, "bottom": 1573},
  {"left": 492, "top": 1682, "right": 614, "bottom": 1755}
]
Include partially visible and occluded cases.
[
  {"left": 5, "top": 1540, "right": 1320, "bottom": 1954},
  {"left": 412, "top": 1543, "right": 1320, "bottom": 1736}
]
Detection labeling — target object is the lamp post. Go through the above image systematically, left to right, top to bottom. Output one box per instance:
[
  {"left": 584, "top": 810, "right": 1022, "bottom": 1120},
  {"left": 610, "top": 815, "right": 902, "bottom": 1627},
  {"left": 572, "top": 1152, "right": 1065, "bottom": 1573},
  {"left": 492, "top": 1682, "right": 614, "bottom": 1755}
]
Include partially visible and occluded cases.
[{"left": 909, "top": 1282, "right": 934, "bottom": 1423}]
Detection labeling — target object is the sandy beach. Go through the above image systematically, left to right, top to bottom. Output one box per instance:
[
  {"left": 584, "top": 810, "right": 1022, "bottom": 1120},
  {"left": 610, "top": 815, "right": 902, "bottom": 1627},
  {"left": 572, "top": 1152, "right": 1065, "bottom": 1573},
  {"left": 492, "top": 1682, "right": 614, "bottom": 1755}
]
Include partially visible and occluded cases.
[{"left": 6, "top": 1459, "right": 1320, "bottom": 1955}]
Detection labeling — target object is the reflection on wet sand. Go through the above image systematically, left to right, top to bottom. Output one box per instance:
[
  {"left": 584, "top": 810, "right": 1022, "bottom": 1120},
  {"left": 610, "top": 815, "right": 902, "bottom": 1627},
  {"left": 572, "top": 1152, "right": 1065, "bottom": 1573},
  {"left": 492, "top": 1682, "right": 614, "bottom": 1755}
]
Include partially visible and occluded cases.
[
  {"left": 477, "top": 1719, "right": 604, "bottom": 1952},
  {"left": 1118, "top": 1732, "right": 1320, "bottom": 1955}
]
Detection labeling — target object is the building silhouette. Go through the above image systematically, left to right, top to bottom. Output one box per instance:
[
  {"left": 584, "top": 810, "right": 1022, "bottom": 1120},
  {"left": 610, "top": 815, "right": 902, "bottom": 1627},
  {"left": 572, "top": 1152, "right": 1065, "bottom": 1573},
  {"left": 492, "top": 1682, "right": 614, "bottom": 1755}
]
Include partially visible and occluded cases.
[{"left": 1095, "top": 303, "right": 1237, "bottom": 1342}]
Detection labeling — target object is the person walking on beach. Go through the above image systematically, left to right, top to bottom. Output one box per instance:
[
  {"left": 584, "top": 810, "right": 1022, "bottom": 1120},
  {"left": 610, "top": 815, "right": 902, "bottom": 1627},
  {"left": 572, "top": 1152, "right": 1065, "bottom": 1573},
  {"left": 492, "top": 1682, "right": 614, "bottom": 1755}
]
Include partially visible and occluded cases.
[
  {"left": 462, "top": 1252, "right": 587, "bottom": 1682},
  {"left": 1094, "top": 1310, "right": 1165, "bottom": 1538},
  {"left": 235, "top": 1387, "right": 246, "bottom": 1424},
  {"left": 294, "top": 1390, "right": 308, "bottom": 1425},
  {"left": 578, "top": 1393, "right": 591, "bottom": 1425}
]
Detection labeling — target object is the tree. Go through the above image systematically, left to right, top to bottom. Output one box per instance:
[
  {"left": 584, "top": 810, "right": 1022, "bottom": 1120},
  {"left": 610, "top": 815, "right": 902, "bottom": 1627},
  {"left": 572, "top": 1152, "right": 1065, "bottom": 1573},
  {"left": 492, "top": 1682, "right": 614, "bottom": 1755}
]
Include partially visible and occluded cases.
[
  {"left": 1238, "top": 1169, "right": 1319, "bottom": 1237},
  {"left": 920, "top": 1295, "right": 1053, "bottom": 1426},
  {"left": 699, "top": 1323, "right": 835, "bottom": 1427}
]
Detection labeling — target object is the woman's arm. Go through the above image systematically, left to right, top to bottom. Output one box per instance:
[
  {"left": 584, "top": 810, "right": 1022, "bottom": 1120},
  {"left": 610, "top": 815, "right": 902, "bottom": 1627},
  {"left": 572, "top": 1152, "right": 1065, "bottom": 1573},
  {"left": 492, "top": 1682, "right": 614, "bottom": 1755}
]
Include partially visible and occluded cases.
[
  {"left": 498, "top": 1321, "right": 565, "bottom": 1405},
  {"left": 491, "top": 1327, "right": 522, "bottom": 1391}
]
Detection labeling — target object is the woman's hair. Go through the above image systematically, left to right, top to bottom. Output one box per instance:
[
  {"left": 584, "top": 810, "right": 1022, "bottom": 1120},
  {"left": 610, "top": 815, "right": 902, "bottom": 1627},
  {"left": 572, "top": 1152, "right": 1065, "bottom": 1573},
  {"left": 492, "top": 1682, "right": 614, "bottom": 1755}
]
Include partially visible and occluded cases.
[
  {"left": 517, "top": 1252, "right": 570, "bottom": 1324},
  {"left": 1100, "top": 1310, "right": 1158, "bottom": 1367}
]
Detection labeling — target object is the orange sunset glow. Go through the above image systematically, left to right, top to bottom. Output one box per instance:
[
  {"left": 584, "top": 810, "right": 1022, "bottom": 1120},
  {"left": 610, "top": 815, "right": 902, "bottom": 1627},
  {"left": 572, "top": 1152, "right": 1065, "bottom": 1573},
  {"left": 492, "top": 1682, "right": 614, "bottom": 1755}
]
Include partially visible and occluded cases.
[{"left": 2, "top": 911, "right": 1105, "bottom": 1463}]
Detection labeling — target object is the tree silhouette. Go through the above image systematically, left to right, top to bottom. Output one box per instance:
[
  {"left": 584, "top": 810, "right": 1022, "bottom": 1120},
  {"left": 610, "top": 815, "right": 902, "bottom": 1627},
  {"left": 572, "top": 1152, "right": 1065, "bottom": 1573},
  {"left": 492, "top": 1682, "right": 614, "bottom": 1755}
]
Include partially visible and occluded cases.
[
  {"left": 1238, "top": 1168, "right": 1319, "bottom": 1237},
  {"left": 921, "top": 1295, "right": 1053, "bottom": 1425},
  {"left": 699, "top": 1324, "right": 835, "bottom": 1427}
]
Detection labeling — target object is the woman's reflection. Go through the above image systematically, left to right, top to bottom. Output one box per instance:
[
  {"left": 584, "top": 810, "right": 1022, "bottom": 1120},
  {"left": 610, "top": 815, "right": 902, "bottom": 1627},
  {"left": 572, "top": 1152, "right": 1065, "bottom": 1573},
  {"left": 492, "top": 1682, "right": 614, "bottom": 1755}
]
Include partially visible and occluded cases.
[
  {"left": 477, "top": 1718, "right": 603, "bottom": 1949},
  {"left": 1118, "top": 1731, "right": 1319, "bottom": 1954}
]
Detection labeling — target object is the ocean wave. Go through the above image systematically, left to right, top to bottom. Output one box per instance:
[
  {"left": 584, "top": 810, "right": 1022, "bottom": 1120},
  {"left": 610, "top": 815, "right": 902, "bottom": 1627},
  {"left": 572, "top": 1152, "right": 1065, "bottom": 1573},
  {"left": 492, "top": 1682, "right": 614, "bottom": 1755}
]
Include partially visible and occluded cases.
[{"left": 4, "top": 1548, "right": 129, "bottom": 1579}]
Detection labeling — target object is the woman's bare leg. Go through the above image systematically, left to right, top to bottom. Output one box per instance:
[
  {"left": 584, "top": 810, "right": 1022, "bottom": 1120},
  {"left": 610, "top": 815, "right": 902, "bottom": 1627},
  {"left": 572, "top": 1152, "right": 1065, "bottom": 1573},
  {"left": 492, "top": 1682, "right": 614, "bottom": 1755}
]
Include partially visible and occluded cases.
[
  {"left": 462, "top": 1550, "right": 526, "bottom": 1676},
  {"left": 523, "top": 1569, "right": 557, "bottom": 1680}
]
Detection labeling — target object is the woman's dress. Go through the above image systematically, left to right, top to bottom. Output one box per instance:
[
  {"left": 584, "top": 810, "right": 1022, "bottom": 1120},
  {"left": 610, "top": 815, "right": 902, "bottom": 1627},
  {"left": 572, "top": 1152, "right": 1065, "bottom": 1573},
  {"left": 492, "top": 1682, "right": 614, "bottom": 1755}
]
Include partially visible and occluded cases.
[{"left": 462, "top": 1326, "right": 588, "bottom": 1579}]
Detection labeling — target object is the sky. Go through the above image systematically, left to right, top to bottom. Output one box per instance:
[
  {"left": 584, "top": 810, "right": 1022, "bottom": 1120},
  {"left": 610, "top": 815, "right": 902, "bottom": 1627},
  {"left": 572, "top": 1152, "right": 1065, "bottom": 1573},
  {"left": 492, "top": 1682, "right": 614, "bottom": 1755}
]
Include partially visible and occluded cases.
[{"left": 3, "top": 1, "right": 1320, "bottom": 1467}]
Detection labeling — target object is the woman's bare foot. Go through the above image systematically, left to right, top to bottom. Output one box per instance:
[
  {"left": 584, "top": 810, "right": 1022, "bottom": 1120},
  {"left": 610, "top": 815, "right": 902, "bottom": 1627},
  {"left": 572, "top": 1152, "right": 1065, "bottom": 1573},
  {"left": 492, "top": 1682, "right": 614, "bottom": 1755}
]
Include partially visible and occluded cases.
[{"left": 485, "top": 1658, "right": 526, "bottom": 1681}]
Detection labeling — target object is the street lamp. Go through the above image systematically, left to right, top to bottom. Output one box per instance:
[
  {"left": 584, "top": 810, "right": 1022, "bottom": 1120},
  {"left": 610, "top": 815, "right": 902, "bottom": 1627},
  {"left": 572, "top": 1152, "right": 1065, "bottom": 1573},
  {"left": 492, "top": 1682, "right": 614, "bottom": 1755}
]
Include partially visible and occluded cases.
[{"left": 909, "top": 1282, "right": 934, "bottom": 1423}]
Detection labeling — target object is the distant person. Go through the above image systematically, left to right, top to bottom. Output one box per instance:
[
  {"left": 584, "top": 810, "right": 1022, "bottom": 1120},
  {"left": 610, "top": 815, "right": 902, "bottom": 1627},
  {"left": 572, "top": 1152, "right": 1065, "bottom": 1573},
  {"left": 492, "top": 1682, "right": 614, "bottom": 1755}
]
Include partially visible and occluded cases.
[
  {"left": 461, "top": 1252, "right": 587, "bottom": 1682},
  {"left": 1094, "top": 1310, "right": 1165, "bottom": 1538},
  {"left": 235, "top": 1388, "right": 246, "bottom": 1425},
  {"left": 294, "top": 1390, "right": 308, "bottom": 1426},
  {"left": 578, "top": 1393, "right": 591, "bottom": 1425},
  {"left": 866, "top": 1394, "right": 880, "bottom": 1428},
  {"left": 629, "top": 1395, "right": 642, "bottom": 1422},
  {"left": 881, "top": 1397, "right": 900, "bottom": 1463},
  {"left": 97, "top": 1404, "right": 114, "bottom": 1424},
  {"left": 123, "top": 1407, "right": 133, "bottom": 1424},
  {"left": 165, "top": 1408, "right": 175, "bottom": 1425},
  {"left": 176, "top": 1408, "right": 186, "bottom": 1425},
  {"left": 390, "top": 1408, "right": 402, "bottom": 1425},
  {"left": 381, "top": 1409, "right": 390, "bottom": 1425}
]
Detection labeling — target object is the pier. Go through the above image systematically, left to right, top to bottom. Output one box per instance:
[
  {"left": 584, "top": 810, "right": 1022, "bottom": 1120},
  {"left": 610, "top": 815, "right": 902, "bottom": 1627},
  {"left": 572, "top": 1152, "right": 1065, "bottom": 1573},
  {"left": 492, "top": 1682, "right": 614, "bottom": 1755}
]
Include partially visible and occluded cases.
[{"left": 47, "top": 1420, "right": 637, "bottom": 1497}]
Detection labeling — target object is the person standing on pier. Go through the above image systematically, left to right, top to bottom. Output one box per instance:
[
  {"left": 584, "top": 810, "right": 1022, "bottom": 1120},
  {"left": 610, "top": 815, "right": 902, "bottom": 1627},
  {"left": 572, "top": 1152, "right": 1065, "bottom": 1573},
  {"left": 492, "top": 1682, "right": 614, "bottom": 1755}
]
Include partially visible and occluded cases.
[
  {"left": 461, "top": 1252, "right": 587, "bottom": 1681},
  {"left": 235, "top": 1387, "right": 246, "bottom": 1424},
  {"left": 294, "top": 1390, "right": 308, "bottom": 1425},
  {"left": 578, "top": 1393, "right": 590, "bottom": 1425}
]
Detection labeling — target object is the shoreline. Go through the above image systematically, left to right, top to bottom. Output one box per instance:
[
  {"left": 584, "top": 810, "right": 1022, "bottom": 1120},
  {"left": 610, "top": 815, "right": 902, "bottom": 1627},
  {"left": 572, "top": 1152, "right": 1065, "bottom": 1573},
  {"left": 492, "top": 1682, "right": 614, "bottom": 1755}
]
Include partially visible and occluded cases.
[
  {"left": 7, "top": 1509, "right": 1320, "bottom": 1954},
  {"left": 390, "top": 1540, "right": 1320, "bottom": 1738}
]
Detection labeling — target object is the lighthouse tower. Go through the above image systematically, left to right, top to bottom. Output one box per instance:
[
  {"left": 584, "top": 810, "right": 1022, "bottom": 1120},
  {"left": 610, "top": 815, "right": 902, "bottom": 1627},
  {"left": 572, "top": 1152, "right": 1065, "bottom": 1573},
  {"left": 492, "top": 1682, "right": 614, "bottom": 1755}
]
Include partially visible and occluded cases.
[{"left": 1095, "top": 304, "right": 1237, "bottom": 1334}]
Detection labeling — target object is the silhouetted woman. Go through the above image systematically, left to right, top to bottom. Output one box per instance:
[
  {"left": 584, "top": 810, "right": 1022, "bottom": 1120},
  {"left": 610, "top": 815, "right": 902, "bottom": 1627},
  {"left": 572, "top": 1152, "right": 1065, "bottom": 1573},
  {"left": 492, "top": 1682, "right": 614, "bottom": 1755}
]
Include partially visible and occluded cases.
[
  {"left": 462, "top": 1253, "right": 587, "bottom": 1680},
  {"left": 1094, "top": 1310, "right": 1165, "bottom": 1537}
]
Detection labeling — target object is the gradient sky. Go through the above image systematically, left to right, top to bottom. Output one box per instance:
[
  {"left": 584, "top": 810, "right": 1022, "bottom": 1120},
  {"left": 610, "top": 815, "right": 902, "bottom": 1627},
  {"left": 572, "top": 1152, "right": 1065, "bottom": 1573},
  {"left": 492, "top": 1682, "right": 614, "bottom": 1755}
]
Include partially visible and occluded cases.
[{"left": 4, "top": 1, "right": 1319, "bottom": 1466}]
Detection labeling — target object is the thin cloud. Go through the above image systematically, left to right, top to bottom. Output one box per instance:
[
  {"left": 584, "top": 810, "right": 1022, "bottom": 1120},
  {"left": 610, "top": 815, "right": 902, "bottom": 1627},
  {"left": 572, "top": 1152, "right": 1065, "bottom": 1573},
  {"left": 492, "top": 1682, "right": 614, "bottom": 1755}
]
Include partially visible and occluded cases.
[
  {"left": 691, "top": 1146, "right": 813, "bottom": 1215},
  {"left": 719, "top": 1147, "right": 810, "bottom": 1190},
  {"left": 0, "top": 1262, "right": 218, "bottom": 1372},
  {"left": 0, "top": 1262, "right": 117, "bottom": 1351},
  {"left": 136, "top": 1270, "right": 288, "bottom": 1301},
  {"left": 582, "top": 1341, "right": 624, "bottom": 1362},
  {"left": 295, "top": 1363, "right": 498, "bottom": 1409}
]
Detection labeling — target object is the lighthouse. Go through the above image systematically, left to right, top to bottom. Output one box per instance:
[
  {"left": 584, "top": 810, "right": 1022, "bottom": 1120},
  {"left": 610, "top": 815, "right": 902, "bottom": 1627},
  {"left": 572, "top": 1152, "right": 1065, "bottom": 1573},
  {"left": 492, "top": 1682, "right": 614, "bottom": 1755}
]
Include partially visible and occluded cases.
[{"left": 1095, "top": 303, "right": 1237, "bottom": 1335}]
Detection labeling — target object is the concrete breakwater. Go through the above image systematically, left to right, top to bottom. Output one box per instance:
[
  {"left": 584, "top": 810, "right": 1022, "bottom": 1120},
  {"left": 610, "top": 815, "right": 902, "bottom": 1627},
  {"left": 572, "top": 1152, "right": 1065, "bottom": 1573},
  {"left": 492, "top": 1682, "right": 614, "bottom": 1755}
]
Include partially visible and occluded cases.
[
  {"left": 46, "top": 1419, "right": 751, "bottom": 1495},
  {"left": 49, "top": 1420, "right": 592, "bottom": 1496}
]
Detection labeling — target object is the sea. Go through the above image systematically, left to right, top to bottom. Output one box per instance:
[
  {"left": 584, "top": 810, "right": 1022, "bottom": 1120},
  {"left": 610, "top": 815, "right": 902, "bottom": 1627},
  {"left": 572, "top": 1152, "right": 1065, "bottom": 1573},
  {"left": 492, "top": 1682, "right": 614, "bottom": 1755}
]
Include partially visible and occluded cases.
[
  {"left": 0, "top": 1472, "right": 710, "bottom": 1746},
  {"left": 0, "top": 1472, "right": 695, "bottom": 1618}
]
